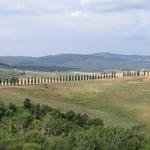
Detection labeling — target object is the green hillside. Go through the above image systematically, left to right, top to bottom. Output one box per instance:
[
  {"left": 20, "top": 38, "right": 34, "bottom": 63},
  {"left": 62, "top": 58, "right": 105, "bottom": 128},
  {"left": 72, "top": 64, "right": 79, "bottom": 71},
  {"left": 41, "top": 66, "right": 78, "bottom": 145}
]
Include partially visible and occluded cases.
[{"left": 0, "top": 78, "right": 150, "bottom": 128}]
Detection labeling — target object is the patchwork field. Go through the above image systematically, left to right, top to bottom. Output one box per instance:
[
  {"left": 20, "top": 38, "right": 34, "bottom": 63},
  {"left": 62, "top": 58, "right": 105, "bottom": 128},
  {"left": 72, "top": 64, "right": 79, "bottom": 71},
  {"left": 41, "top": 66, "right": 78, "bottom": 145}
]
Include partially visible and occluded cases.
[{"left": 0, "top": 77, "right": 150, "bottom": 128}]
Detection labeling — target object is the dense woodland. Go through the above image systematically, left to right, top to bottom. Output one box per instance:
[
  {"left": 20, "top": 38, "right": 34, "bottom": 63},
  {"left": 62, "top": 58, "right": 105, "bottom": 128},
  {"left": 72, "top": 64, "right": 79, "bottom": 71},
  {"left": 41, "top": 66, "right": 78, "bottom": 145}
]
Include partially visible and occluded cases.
[{"left": 0, "top": 99, "right": 150, "bottom": 150}]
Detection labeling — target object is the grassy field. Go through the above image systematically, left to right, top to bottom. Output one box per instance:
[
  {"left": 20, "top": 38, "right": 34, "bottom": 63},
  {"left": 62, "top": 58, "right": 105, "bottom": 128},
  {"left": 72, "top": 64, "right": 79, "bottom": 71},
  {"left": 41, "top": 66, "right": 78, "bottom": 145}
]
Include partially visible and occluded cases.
[
  {"left": 0, "top": 68, "right": 19, "bottom": 78},
  {"left": 0, "top": 77, "right": 150, "bottom": 128}
]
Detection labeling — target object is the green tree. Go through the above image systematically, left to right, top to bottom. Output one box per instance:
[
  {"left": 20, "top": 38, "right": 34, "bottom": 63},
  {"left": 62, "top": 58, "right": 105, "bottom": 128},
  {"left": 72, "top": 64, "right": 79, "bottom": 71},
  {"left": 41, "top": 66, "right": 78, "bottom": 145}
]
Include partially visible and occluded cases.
[
  {"left": 10, "top": 77, "right": 19, "bottom": 85},
  {"left": 0, "top": 79, "right": 2, "bottom": 84},
  {"left": 24, "top": 99, "right": 32, "bottom": 110},
  {"left": 0, "top": 103, "right": 6, "bottom": 120},
  {"left": 8, "top": 103, "right": 17, "bottom": 113}
]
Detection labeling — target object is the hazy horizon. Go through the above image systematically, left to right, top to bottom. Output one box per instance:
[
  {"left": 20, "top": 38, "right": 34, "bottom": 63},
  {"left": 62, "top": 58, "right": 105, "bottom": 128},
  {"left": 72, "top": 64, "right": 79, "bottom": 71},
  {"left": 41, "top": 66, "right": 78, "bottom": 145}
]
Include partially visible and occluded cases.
[
  {"left": 0, "top": 0, "right": 150, "bottom": 56},
  {"left": 0, "top": 51, "right": 150, "bottom": 57}
]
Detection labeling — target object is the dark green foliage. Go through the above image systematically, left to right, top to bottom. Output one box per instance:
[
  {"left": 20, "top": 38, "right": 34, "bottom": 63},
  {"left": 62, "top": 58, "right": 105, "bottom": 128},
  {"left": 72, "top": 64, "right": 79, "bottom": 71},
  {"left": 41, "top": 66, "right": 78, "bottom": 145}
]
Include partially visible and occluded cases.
[
  {"left": 10, "top": 77, "right": 19, "bottom": 84},
  {"left": 23, "top": 98, "right": 32, "bottom": 110},
  {"left": 0, "top": 99, "right": 149, "bottom": 150},
  {"left": 0, "top": 102, "right": 16, "bottom": 120},
  {"left": 0, "top": 103, "right": 6, "bottom": 120},
  {"left": 9, "top": 103, "right": 17, "bottom": 113},
  {"left": 30, "top": 104, "right": 52, "bottom": 120},
  {"left": 64, "top": 110, "right": 76, "bottom": 121},
  {"left": 62, "top": 111, "right": 89, "bottom": 127},
  {"left": 41, "top": 116, "right": 78, "bottom": 136},
  {"left": 86, "top": 118, "right": 104, "bottom": 127}
]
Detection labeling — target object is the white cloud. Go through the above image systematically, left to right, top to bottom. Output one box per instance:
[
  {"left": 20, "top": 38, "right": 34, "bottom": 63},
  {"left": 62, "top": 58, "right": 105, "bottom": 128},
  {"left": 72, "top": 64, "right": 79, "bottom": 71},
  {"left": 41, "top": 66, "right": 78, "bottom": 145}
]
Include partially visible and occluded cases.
[
  {"left": 0, "top": 0, "right": 79, "bottom": 14},
  {"left": 80, "top": 0, "right": 150, "bottom": 11},
  {"left": 70, "top": 11, "right": 88, "bottom": 18}
]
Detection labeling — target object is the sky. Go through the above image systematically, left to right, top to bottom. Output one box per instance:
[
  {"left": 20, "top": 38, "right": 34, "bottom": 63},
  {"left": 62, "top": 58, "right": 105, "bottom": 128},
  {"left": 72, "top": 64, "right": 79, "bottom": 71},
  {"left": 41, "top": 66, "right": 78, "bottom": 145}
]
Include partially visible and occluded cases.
[{"left": 0, "top": 0, "right": 150, "bottom": 56}]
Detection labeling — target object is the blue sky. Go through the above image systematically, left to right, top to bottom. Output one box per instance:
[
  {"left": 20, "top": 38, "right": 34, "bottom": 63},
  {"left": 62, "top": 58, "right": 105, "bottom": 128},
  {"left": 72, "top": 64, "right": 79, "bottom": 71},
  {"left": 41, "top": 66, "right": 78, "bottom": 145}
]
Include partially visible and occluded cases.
[{"left": 0, "top": 0, "right": 150, "bottom": 56}]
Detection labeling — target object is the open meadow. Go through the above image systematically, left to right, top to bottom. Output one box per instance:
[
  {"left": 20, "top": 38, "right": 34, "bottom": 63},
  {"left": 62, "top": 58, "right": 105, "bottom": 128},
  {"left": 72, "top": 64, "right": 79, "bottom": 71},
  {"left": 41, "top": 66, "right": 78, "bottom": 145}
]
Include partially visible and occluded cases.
[{"left": 0, "top": 77, "right": 150, "bottom": 128}]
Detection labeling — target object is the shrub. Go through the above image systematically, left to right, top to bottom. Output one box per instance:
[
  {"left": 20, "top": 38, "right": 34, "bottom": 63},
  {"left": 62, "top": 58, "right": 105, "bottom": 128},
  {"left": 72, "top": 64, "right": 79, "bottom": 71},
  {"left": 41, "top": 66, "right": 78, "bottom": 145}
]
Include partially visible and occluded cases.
[
  {"left": 23, "top": 99, "right": 32, "bottom": 110},
  {"left": 0, "top": 102, "right": 6, "bottom": 120},
  {"left": 87, "top": 118, "right": 104, "bottom": 127},
  {"left": 24, "top": 130, "right": 48, "bottom": 148},
  {"left": 46, "top": 137, "right": 71, "bottom": 150},
  {"left": 7, "top": 141, "right": 25, "bottom": 150},
  {"left": 23, "top": 143, "right": 41, "bottom": 150}
]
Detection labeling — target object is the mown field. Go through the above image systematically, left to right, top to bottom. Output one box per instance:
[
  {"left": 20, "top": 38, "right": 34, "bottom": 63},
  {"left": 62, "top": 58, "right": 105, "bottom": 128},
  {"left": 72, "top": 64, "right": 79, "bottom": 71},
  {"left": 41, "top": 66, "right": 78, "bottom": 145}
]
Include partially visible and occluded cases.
[{"left": 0, "top": 77, "right": 150, "bottom": 128}]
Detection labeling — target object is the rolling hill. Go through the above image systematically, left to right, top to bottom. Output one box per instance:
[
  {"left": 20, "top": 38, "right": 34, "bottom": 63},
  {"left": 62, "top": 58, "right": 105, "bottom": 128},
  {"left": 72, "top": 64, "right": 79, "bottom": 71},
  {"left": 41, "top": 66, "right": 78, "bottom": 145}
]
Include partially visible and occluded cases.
[
  {"left": 0, "top": 53, "right": 150, "bottom": 72},
  {"left": 0, "top": 62, "right": 10, "bottom": 68},
  {"left": 0, "top": 77, "right": 150, "bottom": 128}
]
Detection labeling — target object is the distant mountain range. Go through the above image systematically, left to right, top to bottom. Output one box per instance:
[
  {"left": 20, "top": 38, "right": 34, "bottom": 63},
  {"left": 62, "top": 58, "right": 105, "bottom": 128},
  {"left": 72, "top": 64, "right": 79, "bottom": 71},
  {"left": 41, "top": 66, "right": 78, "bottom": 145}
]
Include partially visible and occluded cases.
[{"left": 0, "top": 53, "right": 150, "bottom": 72}]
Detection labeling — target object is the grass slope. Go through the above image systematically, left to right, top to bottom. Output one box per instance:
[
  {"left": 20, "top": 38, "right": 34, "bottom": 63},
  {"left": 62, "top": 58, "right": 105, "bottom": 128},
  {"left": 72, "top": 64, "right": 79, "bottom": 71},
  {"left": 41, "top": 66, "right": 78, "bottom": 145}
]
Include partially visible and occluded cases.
[{"left": 0, "top": 78, "right": 150, "bottom": 128}]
